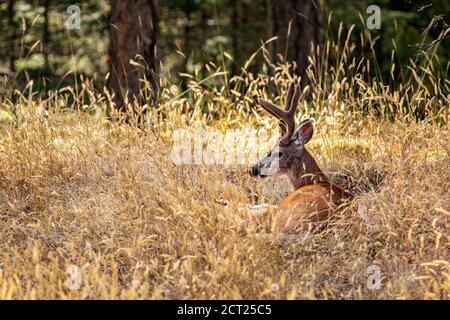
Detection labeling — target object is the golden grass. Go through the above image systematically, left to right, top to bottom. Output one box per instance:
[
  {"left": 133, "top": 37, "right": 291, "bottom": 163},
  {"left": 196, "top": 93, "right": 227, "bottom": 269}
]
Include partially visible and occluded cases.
[{"left": 0, "top": 31, "right": 449, "bottom": 299}]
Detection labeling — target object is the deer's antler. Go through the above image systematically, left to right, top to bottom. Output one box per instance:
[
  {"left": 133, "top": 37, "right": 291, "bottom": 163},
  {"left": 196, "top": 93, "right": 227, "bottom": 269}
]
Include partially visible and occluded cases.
[{"left": 257, "top": 83, "right": 300, "bottom": 146}]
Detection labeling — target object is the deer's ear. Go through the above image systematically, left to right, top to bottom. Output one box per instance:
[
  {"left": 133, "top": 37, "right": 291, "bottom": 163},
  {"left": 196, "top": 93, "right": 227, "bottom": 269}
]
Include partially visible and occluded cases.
[{"left": 294, "top": 119, "right": 314, "bottom": 145}]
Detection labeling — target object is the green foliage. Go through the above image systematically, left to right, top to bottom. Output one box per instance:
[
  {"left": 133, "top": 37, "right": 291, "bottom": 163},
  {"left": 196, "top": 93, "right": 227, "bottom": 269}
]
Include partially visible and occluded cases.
[{"left": 0, "top": 0, "right": 448, "bottom": 105}]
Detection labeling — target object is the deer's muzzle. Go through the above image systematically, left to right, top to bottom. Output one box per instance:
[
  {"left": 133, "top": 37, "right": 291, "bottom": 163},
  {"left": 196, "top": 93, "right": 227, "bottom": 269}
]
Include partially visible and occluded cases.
[{"left": 249, "top": 165, "right": 260, "bottom": 177}]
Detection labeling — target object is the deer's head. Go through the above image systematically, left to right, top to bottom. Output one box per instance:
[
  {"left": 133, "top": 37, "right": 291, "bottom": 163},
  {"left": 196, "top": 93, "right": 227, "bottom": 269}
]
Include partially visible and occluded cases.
[{"left": 250, "top": 83, "right": 314, "bottom": 179}]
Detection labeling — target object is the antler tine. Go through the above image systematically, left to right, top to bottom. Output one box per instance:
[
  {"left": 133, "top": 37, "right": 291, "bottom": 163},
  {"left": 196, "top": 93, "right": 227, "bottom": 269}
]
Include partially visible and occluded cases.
[
  {"left": 257, "top": 83, "right": 300, "bottom": 146},
  {"left": 278, "top": 83, "right": 296, "bottom": 136},
  {"left": 278, "top": 84, "right": 300, "bottom": 145},
  {"left": 287, "top": 84, "right": 301, "bottom": 117},
  {"left": 257, "top": 98, "right": 286, "bottom": 120},
  {"left": 258, "top": 98, "right": 289, "bottom": 138}
]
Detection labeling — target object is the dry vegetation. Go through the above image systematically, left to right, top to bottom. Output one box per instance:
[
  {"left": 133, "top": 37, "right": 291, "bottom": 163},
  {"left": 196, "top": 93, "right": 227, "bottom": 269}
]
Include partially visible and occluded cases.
[{"left": 0, "top": 28, "right": 449, "bottom": 299}]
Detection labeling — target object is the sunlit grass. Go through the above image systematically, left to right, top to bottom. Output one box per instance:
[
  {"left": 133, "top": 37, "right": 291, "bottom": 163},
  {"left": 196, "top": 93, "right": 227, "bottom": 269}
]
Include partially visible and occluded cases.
[{"left": 0, "top": 28, "right": 448, "bottom": 299}]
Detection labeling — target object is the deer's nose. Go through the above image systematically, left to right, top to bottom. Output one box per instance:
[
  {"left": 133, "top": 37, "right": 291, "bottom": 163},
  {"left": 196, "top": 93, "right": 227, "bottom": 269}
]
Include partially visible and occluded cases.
[{"left": 249, "top": 166, "right": 259, "bottom": 176}]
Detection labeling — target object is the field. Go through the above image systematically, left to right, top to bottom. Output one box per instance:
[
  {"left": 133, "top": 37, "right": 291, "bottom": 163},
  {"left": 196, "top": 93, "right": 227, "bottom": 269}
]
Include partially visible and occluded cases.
[{"left": 0, "top": 35, "right": 449, "bottom": 299}]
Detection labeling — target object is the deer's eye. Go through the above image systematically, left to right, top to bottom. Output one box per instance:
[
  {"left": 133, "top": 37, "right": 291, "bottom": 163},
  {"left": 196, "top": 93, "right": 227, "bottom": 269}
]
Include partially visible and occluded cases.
[{"left": 274, "top": 152, "right": 283, "bottom": 159}]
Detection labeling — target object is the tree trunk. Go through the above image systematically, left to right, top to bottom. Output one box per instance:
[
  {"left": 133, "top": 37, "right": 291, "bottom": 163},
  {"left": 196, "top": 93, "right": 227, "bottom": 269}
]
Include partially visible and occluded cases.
[
  {"left": 8, "top": 0, "right": 15, "bottom": 73},
  {"left": 43, "top": 0, "right": 50, "bottom": 71},
  {"left": 109, "top": 0, "right": 159, "bottom": 111},
  {"left": 230, "top": 0, "right": 239, "bottom": 76},
  {"left": 267, "top": 0, "right": 320, "bottom": 89},
  {"left": 180, "top": 11, "right": 190, "bottom": 91}
]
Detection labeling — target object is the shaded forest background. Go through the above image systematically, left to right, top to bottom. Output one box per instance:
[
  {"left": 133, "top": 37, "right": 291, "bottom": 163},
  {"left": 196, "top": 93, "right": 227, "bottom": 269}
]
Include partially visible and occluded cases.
[{"left": 0, "top": 0, "right": 448, "bottom": 101}]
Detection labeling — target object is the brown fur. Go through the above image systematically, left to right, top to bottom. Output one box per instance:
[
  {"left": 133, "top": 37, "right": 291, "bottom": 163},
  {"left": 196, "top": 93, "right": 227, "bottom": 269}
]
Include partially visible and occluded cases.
[{"left": 276, "top": 181, "right": 352, "bottom": 234}]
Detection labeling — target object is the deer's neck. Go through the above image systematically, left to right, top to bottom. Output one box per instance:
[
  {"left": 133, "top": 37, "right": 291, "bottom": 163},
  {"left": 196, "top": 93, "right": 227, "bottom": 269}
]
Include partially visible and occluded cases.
[{"left": 287, "top": 148, "right": 328, "bottom": 189}]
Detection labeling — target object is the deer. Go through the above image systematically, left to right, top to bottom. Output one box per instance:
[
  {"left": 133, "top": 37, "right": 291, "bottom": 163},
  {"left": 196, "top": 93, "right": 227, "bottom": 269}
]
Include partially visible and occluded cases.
[{"left": 243, "top": 83, "right": 353, "bottom": 238}]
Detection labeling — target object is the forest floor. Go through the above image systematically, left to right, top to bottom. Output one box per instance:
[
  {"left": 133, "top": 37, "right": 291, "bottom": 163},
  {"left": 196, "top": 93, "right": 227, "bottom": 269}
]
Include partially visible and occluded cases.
[{"left": 0, "top": 88, "right": 448, "bottom": 299}]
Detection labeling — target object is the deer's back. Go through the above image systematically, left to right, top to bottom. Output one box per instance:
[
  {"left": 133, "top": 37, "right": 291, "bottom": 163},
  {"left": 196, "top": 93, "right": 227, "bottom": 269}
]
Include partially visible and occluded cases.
[{"left": 276, "top": 182, "right": 352, "bottom": 234}]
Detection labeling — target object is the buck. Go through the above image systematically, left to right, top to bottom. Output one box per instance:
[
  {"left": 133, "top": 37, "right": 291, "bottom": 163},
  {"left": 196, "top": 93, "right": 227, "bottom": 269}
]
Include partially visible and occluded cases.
[{"left": 245, "top": 83, "right": 352, "bottom": 236}]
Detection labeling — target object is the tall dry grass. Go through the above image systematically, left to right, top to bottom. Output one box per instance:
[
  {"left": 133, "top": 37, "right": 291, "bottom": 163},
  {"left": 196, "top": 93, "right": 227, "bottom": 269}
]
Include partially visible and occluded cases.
[{"left": 0, "top": 25, "right": 448, "bottom": 299}]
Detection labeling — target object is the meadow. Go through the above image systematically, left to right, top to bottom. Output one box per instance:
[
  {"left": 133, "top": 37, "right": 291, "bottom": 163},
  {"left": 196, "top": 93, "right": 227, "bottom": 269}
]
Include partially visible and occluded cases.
[{"left": 0, "top": 27, "right": 449, "bottom": 299}]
